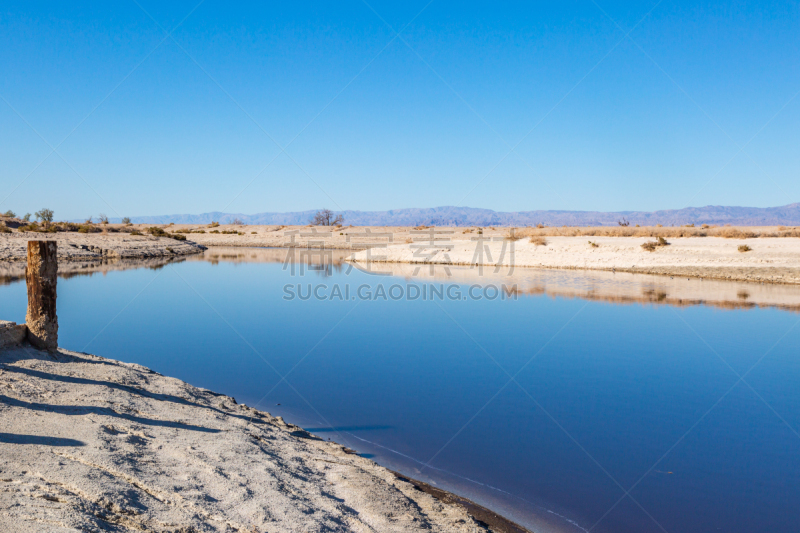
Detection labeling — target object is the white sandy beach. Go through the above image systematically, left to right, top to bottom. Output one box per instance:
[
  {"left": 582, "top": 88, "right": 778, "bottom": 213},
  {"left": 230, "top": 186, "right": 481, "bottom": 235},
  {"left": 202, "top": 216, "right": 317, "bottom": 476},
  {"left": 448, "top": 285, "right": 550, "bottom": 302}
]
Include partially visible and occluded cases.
[
  {"left": 349, "top": 235, "right": 800, "bottom": 285},
  {"left": 0, "top": 342, "right": 518, "bottom": 533}
]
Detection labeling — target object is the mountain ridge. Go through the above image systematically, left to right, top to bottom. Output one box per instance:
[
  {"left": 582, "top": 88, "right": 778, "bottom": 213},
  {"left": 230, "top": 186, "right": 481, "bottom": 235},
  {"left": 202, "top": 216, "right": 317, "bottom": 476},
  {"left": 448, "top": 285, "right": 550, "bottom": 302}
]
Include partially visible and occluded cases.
[{"left": 112, "top": 203, "right": 800, "bottom": 227}]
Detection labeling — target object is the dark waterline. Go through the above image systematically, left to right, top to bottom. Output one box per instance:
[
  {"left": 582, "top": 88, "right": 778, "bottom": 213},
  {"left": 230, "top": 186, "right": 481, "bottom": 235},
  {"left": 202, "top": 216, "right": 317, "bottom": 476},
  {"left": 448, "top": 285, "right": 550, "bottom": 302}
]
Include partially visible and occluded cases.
[{"left": 1, "top": 251, "right": 798, "bottom": 532}]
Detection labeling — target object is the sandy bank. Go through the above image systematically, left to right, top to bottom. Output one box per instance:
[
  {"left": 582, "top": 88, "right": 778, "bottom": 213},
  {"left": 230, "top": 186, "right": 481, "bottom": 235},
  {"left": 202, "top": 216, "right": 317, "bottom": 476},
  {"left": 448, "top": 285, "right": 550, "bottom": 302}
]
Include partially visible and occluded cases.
[
  {"left": 141, "top": 223, "right": 800, "bottom": 284},
  {"left": 5, "top": 224, "right": 800, "bottom": 284},
  {"left": 0, "top": 232, "right": 204, "bottom": 263},
  {"left": 349, "top": 236, "right": 800, "bottom": 285},
  {"left": 0, "top": 343, "right": 527, "bottom": 533}
]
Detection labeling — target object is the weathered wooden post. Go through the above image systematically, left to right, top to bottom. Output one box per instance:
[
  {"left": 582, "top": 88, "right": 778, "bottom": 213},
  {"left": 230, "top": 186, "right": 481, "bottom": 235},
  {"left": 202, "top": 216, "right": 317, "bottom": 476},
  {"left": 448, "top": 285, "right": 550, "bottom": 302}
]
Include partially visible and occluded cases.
[{"left": 26, "top": 241, "right": 58, "bottom": 351}]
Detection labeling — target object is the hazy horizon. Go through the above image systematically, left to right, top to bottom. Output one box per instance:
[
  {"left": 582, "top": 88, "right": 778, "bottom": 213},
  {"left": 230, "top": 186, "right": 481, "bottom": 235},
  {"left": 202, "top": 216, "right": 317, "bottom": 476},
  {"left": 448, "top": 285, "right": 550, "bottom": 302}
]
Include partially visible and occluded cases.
[{"left": 42, "top": 202, "right": 797, "bottom": 227}]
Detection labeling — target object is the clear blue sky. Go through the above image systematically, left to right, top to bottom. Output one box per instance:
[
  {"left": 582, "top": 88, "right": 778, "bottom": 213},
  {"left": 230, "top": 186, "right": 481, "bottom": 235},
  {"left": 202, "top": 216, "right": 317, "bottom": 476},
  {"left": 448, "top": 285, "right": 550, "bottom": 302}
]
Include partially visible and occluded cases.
[{"left": 1, "top": 1, "right": 798, "bottom": 220}]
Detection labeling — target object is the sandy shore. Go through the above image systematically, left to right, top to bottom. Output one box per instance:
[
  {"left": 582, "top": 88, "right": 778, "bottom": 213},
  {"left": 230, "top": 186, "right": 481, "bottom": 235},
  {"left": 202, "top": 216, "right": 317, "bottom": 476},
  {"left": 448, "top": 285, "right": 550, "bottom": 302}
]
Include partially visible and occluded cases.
[
  {"left": 3, "top": 224, "right": 800, "bottom": 284},
  {"left": 158, "top": 224, "right": 800, "bottom": 284},
  {"left": 0, "top": 232, "right": 204, "bottom": 263},
  {"left": 349, "top": 235, "right": 800, "bottom": 285},
  {"left": 0, "top": 342, "right": 528, "bottom": 533}
]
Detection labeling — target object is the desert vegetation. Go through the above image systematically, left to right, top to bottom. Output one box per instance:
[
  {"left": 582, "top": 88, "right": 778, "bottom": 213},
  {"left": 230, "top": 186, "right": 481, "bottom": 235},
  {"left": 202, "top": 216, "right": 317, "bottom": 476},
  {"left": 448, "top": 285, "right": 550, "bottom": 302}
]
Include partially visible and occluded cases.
[
  {"left": 35, "top": 208, "right": 54, "bottom": 228},
  {"left": 312, "top": 209, "right": 344, "bottom": 226},
  {"left": 517, "top": 225, "right": 799, "bottom": 239},
  {"left": 146, "top": 227, "right": 187, "bottom": 240},
  {"left": 641, "top": 236, "right": 670, "bottom": 252}
]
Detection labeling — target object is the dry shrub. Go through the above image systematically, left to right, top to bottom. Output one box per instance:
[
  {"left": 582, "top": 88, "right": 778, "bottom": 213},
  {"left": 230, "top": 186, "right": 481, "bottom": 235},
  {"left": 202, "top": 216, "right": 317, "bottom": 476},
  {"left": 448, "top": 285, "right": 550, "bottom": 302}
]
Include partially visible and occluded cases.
[
  {"left": 512, "top": 225, "right": 800, "bottom": 239},
  {"left": 505, "top": 228, "right": 522, "bottom": 241},
  {"left": 718, "top": 228, "right": 757, "bottom": 239},
  {"left": 530, "top": 236, "right": 547, "bottom": 246},
  {"left": 642, "top": 236, "right": 670, "bottom": 252},
  {"left": 588, "top": 241, "right": 599, "bottom": 248},
  {"left": 738, "top": 245, "right": 752, "bottom": 253}
]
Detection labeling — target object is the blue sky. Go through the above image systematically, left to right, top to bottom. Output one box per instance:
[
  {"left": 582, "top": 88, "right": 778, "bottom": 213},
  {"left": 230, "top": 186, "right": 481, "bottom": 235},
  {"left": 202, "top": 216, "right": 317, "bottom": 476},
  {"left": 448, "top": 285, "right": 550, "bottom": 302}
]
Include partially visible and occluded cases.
[{"left": 1, "top": 1, "right": 798, "bottom": 220}]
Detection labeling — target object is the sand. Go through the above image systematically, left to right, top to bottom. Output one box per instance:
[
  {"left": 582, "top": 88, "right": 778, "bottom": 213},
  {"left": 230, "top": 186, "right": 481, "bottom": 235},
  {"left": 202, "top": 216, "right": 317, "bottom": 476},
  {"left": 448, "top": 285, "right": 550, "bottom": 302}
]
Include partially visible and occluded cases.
[
  {"left": 150, "top": 224, "right": 800, "bottom": 284},
  {"left": 3, "top": 225, "right": 800, "bottom": 284},
  {"left": 0, "top": 232, "right": 204, "bottom": 263},
  {"left": 348, "top": 235, "right": 800, "bottom": 285},
  {"left": 0, "top": 343, "right": 527, "bottom": 533}
]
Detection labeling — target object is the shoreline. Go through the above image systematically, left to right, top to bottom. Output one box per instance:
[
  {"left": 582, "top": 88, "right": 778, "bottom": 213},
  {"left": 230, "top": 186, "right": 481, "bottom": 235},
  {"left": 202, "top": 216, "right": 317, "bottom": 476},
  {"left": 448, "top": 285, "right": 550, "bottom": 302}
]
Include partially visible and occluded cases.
[
  {"left": 3, "top": 225, "right": 800, "bottom": 286},
  {"left": 0, "top": 231, "right": 205, "bottom": 263},
  {"left": 347, "top": 234, "right": 800, "bottom": 285},
  {"left": 0, "top": 340, "right": 533, "bottom": 533}
]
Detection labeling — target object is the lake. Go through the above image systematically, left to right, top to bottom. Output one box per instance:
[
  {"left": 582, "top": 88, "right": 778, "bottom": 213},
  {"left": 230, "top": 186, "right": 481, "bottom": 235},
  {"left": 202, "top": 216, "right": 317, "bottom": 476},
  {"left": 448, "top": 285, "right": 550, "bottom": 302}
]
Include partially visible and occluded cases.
[{"left": 1, "top": 247, "right": 798, "bottom": 533}]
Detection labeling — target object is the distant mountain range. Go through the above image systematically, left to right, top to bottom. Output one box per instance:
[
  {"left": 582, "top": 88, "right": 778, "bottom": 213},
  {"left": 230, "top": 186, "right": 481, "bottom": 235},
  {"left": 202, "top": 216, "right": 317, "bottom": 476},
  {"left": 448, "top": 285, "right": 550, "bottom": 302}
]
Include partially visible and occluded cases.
[{"left": 114, "top": 203, "right": 800, "bottom": 227}]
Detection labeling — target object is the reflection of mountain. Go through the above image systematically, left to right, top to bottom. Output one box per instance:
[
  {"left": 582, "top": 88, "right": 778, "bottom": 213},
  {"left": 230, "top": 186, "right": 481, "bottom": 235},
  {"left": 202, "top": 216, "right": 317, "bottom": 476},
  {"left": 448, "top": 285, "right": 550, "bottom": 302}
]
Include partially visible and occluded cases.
[{"left": 113, "top": 203, "right": 800, "bottom": 226}]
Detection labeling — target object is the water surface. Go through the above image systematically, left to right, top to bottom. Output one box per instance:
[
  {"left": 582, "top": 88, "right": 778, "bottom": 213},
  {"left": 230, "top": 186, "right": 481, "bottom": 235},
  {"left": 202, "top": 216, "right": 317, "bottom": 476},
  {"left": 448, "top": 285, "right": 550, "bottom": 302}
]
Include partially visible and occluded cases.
[{"left": 1, "top": 248, "right": 798, "bottom": 533}]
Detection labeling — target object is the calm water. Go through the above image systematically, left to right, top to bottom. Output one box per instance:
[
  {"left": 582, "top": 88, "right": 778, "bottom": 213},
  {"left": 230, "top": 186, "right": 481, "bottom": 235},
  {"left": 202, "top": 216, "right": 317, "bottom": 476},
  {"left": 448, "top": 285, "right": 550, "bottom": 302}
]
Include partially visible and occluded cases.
[{"left": 1, "top": 250, "right": 799, "bottom": 532}]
